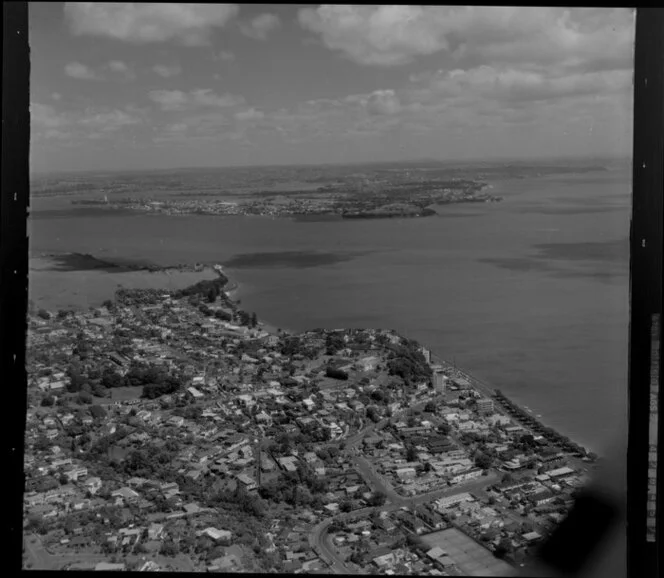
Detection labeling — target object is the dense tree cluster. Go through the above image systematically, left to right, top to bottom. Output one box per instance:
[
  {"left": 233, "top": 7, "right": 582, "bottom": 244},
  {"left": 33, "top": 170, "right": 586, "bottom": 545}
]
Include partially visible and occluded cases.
[
  {"left": 173, "top": 276, "right": 228, "bottom": 300},
  {"left": 325, "top": 333, "right": 346, "bottom": 355},
  {"left": 386, "top": 343, "right": 432, "bottom": 384},
  {"left": 326, "top": 367, "right": 349, "bottom": 380},
  {"left": 259, "top": 462, "right": 328, "bottom": 507}
]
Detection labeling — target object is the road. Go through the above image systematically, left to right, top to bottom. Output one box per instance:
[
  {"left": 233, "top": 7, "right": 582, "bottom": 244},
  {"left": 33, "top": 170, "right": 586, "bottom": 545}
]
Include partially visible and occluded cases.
[{"left": 310, "top": 460, "right": 498, "bottom": 572}]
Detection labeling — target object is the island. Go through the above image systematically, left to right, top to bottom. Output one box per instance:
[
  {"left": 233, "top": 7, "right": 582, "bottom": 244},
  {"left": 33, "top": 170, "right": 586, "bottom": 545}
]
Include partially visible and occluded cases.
[{"left": 23, "top": 263, "right": 598, "bottom": 574}]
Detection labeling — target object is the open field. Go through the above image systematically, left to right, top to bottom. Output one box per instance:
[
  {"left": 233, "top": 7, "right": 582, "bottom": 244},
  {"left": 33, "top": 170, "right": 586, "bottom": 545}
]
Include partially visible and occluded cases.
[{"left": 420, "top": 528, "right": 513, "bottom": 577}]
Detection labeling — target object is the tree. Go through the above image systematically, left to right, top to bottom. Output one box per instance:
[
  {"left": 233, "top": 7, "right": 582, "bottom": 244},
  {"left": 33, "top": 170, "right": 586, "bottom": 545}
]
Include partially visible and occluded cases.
[
  {"left": 37, "top": 308, "right": 51, "bottom": 320},
  {"left": 67, "top": 368, "right": 87, "bottom": 393},
  {"left": 41, "top": 396, "right": 55, "bottom": 407},
  {"left": 424, "top": 401, "right": 437, "bottom": 413},
  {"left": 438, "top": 423, "right": 452, "bottom": 436},
  {"left": 406, "top": 444, "right": 418, "bottom": 462},
  {"left": 474, "top": 452, "right": 493, "bottom": 470},
  {"left": 367, "top": 492, "right": 387, "bottom": 507},
  {"left": 339, "top": 499, "right": 353, "bottom": 513},
  {"left": 494, "top": 538, "right": 512, "bottom": 559},
  {"left": 160, "top": 541, "right": 178, "bottom": 557}
]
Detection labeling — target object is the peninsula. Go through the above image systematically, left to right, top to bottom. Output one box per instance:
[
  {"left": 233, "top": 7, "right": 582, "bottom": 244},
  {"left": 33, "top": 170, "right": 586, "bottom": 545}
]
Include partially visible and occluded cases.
[{"left": 23, "top": 265, "right": 597, "bottom": 574}]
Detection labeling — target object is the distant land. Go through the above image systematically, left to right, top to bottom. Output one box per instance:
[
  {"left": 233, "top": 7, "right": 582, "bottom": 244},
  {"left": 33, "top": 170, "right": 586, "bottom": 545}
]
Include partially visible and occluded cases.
[{"left": 28, "top": 159, "right": 623, "bottom": 222}]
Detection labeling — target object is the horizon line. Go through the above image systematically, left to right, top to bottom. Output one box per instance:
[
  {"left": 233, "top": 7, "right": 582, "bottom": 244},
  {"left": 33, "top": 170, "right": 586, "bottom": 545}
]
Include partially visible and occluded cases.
[{"left": 30, "top": 154, "right": 632, "bottom": 179}]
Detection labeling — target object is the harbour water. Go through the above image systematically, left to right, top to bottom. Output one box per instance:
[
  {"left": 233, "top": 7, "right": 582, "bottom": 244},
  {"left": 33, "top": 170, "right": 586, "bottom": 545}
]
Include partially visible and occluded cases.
[{"left": 29, "top": 168, "right": 630, "bottom": 453}]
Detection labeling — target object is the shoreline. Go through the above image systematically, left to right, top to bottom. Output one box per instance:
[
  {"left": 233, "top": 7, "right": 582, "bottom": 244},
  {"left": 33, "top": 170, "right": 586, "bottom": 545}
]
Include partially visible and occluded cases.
[{"left": 31, "top": 250, "right": 596, "bottom": 457}]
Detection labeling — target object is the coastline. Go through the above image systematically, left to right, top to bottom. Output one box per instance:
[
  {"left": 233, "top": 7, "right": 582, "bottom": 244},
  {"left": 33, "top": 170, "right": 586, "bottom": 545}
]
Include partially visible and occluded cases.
[{"left": 31, "top": 250, "right": 596, "bottom": 457}]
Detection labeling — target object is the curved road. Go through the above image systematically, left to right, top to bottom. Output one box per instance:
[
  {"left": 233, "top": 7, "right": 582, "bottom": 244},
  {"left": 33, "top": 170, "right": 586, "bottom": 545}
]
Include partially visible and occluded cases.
[{"left": 309, "top": 392, "right": 497, "bottom": 571}]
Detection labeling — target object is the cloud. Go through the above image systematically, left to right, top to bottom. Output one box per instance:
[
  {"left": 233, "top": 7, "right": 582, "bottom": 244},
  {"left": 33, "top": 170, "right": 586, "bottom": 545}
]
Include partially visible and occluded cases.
[
  {"left": 64, "top": 3, "right": 240, "bottom": 46},
  {"left": 297, "top": 6, "right": 634, "bottom": 69},
  {"left": 239, "top": 13, "right": 281, "bottom": 40},
  {"left": 215, "top": 50, "right": 236, "bottom": 62},
  {"left": 107, "top": 60, "right": 135, "bottom": 80},
  {"left": 108, "top": 60, "right": 129, "bottom": 73},
  {"left": 64, "top": 61, "right": 100, "bottom": 80},
  {"left": 153, "top": 63, "right": 182, "bottom": 78},
  {"left": 414, "top": 66, "right": 632, "bottom": 105},
  {"left": 149, "top": 88, "right": 245, "bottom": 111},
  {"left": 365, "top": 90, "right": 402, "bottom": 115},
  {"left": 52, "top": 93, "right": 62, "bottom": 101},
  {"left": 31, "top": 102, "right": 142, "bottom": 141},
  {"left": 31, "top": 102, "right": 68, "bottom": 129},
  {"left": 235, "top": 108, "right": 265, "bottom": 121},
  {"left": 78, "top": 109, "right": 141, "bottom": 131}
]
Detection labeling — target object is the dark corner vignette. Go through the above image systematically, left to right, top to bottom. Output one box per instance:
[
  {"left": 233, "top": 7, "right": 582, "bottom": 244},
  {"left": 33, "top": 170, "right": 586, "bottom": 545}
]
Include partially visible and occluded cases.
[{"left": 2, "top": 1, "right": 30, "bottom": 576}]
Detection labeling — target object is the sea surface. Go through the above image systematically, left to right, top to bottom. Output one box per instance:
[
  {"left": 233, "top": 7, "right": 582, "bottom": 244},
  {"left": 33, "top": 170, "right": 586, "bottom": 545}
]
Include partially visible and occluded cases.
[{"left": 29, "top": 168, "right": 631, "bottom": 454}]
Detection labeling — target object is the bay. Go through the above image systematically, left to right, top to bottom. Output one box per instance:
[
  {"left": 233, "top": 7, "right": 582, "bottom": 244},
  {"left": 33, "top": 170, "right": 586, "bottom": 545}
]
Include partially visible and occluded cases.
[{"left": 29, "top": 168, "right": 630, "bottom": 453}]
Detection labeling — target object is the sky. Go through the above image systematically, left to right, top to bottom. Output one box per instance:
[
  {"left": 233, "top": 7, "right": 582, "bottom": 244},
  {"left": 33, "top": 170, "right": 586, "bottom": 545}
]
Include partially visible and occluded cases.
[{"left": 29, "top": 4, "right": 636, "bottom": 173}]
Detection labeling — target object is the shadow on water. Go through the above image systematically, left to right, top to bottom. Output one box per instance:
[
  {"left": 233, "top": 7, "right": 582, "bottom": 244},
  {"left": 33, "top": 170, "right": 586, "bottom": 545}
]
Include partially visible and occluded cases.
[{"left": 224, "top": 250, "right": 370, "bottom": 269}]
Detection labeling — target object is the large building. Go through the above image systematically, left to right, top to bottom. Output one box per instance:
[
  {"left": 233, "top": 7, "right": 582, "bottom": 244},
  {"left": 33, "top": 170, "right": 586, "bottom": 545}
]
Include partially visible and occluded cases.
[{"left": 433, "top": 371, "right": 447, "bottom": 393}]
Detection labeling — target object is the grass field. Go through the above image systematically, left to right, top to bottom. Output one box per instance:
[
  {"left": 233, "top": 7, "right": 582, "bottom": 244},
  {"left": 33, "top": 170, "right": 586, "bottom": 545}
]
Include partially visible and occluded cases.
[{"left": 420, "top": 528, "right": 513, "bottom": 577}]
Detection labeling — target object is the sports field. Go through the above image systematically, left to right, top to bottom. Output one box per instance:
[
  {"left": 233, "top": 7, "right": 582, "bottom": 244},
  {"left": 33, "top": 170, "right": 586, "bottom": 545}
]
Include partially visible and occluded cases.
[{"left": 420, "top": 527, "right": 513, "bottom": 577}]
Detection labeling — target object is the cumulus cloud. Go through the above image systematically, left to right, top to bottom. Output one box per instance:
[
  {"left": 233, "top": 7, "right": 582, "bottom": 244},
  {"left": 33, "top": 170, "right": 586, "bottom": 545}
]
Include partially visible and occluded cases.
[
  {"left": 64, "top": 3, "right": 240, "bottom": 46},
  {"left": 298, "top": 6, "right": 634, "bottom": 69},
  {"left": 239, "top": 13, "right": 281, "bottom": 40},
  {"left": 215, "top": 50, "right": 236, "bottom": 62},
  {"left": 107, "top": 60, "right": 135, "bottom": 80},
  {"left": 108, "top": 60, "right": 129, "bottom": 73},
  {"left": 64, "top": 61, "right": 100, "bottom": 80},
  {"left": 153, "top": 63, "right": 182, "bottom": 78},
  {"left": 415, "top": 66, "right": 632, "bottom": 104},
  {"left": 149, "top": 88, "right": 245, "bottom": 111},
  {"left": 364, "top": 90, "right": 402, "bottom": 115},
  {"left": 31, "top": 102, "right": 142, "bottom": 140},
  {"left": 31, "top": 102, "right": 68, "bottom": 129},
  {"left": 235, "top": 108, "right": 265, "bottom": 121},
  {"left": 78, "top": 109, "right": 141, "bottom": 131}
]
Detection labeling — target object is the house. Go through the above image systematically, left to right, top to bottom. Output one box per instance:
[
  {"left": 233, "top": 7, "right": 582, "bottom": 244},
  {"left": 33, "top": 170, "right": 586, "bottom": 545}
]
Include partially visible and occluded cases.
[
  {"left": 186, "top": 387, "right": 204, "bottom": 401},
  {"left": 168, "top": 416, "right": 185, "bottom": 427},
  {"left": 64, "top": 466, "right": 88, "bottom": 483},
  {"left": 547, "top": 466, "right": 576, "bottom": 480},
  {"left": 395, "top": 467, "right": 417, "bottom": 481},
  {"left": 450, "top": 467, "right": 483, "bottom": 484},
  {"left": 236, "top": 473, "right": 258, "bottom": 492},
  {"left": 111, "top": 487, "right": 140, "bottom": 502},
  {"left": 415, "top": 506, "right": 446, "bottom": 529},
  {"left": 406, "top": 513, "right": 427, "bottom": 534},
  {"left": 147, "top": 523, "right": 164, "bottom": 540},
  {"left": 200, "top": 527, "right": 232, "bottom": 542},
  {"left": 522, "top": 531, "right": 543, "bottom": 543},
  {"left": 426, "top": 546, "right": 447, "bottom": 561},
  {"left": 372, "top": 547, "right": 397, "bottom": 567}
]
